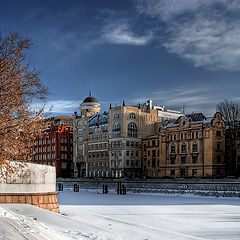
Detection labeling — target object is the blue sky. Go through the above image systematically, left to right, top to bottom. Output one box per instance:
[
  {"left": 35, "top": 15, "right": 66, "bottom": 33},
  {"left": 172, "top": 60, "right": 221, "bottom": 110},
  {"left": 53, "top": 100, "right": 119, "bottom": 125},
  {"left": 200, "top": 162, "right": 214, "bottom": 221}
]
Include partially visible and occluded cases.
[{"left": 1, "top": 0, "right": 240, "bottom": 116}]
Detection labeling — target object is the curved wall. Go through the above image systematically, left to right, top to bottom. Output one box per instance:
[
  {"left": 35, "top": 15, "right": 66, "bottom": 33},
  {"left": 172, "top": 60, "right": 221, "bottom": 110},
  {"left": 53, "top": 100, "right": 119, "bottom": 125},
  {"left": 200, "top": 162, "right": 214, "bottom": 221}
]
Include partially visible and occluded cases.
[{"left": 0, "top": 162, "right": 59, "bottom": 213}]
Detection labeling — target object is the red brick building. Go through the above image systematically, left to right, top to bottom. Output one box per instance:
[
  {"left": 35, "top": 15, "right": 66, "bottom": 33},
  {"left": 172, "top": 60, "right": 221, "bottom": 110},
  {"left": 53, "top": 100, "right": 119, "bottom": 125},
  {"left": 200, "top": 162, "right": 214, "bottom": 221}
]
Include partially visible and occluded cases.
[{"left": 32, "top": 124, "right": 73, "bottom": 178}]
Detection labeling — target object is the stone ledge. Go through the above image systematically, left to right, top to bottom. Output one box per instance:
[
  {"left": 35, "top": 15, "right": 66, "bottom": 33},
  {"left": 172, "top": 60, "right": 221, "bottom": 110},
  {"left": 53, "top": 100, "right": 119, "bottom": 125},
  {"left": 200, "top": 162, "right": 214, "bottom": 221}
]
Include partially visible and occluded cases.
[{"left": 0, "top": 192, "right": 60, "bottom": 213}]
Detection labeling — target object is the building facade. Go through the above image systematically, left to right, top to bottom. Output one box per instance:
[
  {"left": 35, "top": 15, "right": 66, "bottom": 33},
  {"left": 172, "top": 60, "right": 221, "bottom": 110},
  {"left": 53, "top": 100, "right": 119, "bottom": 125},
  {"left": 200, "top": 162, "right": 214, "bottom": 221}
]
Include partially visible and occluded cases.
[
  {"left": 73, "top": 94, "right": 183, "bottom": 178},
  {"left": 142, "top": 112, "right": 226, "bottom": 178},
  {"left": 32, "top": 124, "right": 73, "bottom": 178}
]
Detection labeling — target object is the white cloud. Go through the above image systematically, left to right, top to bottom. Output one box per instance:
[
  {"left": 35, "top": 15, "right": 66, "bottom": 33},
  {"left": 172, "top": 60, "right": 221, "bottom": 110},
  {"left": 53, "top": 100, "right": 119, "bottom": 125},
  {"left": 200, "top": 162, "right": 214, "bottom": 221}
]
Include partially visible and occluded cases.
[
  {"left": 136, "top": 0, "right": 240, "bottom": 71},
  {"left": 103, "top": 21, "right": 152, "bottom": 46},
  {"left": 131, "top": 87, "right": 221, "bottom": 116},
  {"left": 32, "top": 100, "right": 79, "bottom": 115}
]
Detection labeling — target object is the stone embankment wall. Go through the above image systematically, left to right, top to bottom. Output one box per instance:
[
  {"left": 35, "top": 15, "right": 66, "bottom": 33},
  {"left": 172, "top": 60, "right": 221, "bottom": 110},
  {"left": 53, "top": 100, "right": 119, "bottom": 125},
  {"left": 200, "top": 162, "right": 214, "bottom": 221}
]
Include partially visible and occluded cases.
[
  {"left": 0, "top": 162, "right": 59, "bottom": 213},
  {"left": 57, "top": 178, "right": 240, "bottom": 198}
]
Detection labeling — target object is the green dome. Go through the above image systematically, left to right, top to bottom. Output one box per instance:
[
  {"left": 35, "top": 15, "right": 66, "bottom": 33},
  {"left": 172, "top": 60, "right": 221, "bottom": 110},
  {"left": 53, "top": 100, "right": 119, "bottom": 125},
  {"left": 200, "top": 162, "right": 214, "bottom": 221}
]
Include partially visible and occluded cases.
[{"left": 83, "top": 96, "right": 98, "bottom": 103}]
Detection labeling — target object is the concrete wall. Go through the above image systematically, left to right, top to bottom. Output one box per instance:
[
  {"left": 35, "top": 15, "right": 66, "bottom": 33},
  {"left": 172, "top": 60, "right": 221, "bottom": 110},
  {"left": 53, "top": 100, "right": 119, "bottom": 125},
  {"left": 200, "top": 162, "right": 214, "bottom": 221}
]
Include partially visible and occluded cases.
[{"left": 0, "top": 162, "right": 56, "bottom": 193}]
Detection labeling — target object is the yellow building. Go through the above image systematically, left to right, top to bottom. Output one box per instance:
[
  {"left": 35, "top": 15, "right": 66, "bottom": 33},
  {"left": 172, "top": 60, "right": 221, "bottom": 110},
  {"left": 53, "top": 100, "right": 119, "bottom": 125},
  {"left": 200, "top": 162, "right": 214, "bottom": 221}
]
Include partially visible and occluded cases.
[{"left": 142, "top": 112, "right": 226, "bottom": 178}]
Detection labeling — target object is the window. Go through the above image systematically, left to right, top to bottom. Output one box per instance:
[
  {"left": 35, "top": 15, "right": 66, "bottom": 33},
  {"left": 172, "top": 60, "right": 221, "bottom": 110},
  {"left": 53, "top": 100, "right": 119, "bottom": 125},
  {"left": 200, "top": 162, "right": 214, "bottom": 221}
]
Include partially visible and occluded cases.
[
  {"left": 114, "top": 113, "right": 119, "bottom": 119},
  {"left": 129, "top": 113, "right": 136, "bottom": 119},
  {"left": 78, "top": 120, "right": 82, "bottom": 126},
  {"left": 113, "top": 122, "right": 121, "bottom": 138},
  {"left": 128, "top": 122, "right": 137, "bottom": 138},
  {"left": 78, "top": 129, "right": 82, "bottom": 135},
  {"left": 216, "top": 131, "right": 221, "bottom": 137},
  {"left": 192, "top": 132, "right": 194, "bottom": 139},
  {"left": 196, "top": 132, "right": 198, "bottom": 138},
  {"left": 181, "top": 134, "right": 183, "bottom": 140},
  {"left": 174, "top": 135, "right": 176, "bottom": 141},
  {"left": 77, "top": 136, "right": 83, "bottom": 142},
  {"left": 152, "top": 140, "right": 156, "bottom": 146},
  {"left": 126, "top": 141, "right": 129, "bottom": 147},
  {"left": 131, "top": 142, "right": 134, "bottom": 147},
  {"left": 192, "top": 143, "right": 198, "bottom": 152},
  {"left": 217, "top": 143, "right": 221, "bottom": 151},
  {"left": 181, "top": 144, "right": 186, "bottom": 153},
  {"left": 171, "top": 145, "right": 176, "bottom": 153},
  {"left": 152, "top": 150, "right": 156, "bottom": 157},
  {"left": 126, "top": 151, "right": 129, "bottom": 156},
  {"left": 148, "top": 151, "right": 150, "bottom": 156},
  {"left": 170, "top": 155, "right": 176, "bottom": 164},
  {"left": 192, "top": 155, "right": 198, "bottom": 163},
  {"left": 217, "top": 155, "right": 221, "bottom": 163},
  {"left": 181, "top": 156, "right": 186, "bottom": 164},
  {"left": 126, "top": 160, "right": 130, "bottom": 166},
  {"left": 192, "top": 169, "right": 197, "bottom": 177},
  {"left": 171, "top": 170, "right": 175, "bottom": 177}
]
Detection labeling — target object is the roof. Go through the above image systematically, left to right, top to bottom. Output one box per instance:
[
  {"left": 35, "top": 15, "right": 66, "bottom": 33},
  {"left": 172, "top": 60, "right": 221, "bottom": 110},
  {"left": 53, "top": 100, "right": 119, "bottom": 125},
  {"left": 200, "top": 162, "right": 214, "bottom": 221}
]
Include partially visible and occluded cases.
[
  {"left": 83, "top": 96, "right": 98, "bottom": 103},
  {"left": 186, "top": 113, "right": 206, "bottom": 122}
]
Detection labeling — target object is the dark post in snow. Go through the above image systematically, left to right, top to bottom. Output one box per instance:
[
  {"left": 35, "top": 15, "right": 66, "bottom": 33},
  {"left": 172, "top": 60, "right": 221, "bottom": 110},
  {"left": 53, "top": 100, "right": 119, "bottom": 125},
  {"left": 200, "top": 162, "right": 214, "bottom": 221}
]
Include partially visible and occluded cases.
[
  {"left": 117, "top": 182, "right": 126, "bottom": 195},
  {"left": 58, "top": 183, "right": 63, "bottom": 191},
  {"left": 74, "top": 183, "right": 80, "bottom": 192},
  {"left": 102, "top": 184, "right": 108, "bottom": 194}
]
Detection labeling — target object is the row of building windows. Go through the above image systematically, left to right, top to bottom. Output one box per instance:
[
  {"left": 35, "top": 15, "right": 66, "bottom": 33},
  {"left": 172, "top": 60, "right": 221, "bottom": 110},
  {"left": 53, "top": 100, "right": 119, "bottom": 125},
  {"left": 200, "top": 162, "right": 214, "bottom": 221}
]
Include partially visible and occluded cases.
[
  {"left": 113, "top": 112, "right": 136, "bottom": 120},
  {"left": 112, "top": 122, "right": 138, "bottom": 138},
  {"left": 89, "top": 134, "right": 108, "bottom": 141},
  {"left": 35, "top": 138, "right": 55, "bottom": 145},
  {"left": 126, "top": 141, "right": 139, "bottom": 147},
  {"left": 88, "top": 143, "right": 108, "bottom": 150},
  {"left": 170, "top": 143, "right": 199, "bottom": 154},
  {"left": 34, "top": 146, "right": 55, "bottom": 153},
  {"left": 126, "top": 150, "right": 139, "bottom": 157},
  {"left": 89, "top": 151, "right": 109, "bottom": 159},
  {"left": 34, "top": 153, "right": 56, "bottom": 160},
  {"left": 145, "top": 154, "right": 222, "bottom": 167},
  {"left": 126, "top": 160, "right": 140, "bottom": 167},
  {"left": 88, "top": 161, "right": 109, "bottom": 168}
]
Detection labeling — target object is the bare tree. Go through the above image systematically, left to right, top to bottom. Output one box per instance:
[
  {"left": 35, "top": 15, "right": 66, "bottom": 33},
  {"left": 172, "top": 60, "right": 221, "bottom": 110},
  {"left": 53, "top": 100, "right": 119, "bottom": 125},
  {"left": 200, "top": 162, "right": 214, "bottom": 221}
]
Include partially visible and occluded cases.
[
  {"left": 0, "top": 33, "right": 48, "bottom": 177},
  {"left": 217, "top": 99, "right": 240, "bottom": 176}
]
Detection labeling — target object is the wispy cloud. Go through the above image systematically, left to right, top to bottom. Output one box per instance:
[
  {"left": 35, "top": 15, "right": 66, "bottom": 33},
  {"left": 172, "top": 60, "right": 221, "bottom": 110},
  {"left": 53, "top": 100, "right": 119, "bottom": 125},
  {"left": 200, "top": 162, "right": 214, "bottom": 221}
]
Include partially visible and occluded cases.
[
  {"left": 136, "top": 0, "right": 240, "bottom": 71},
  {"left": 103, "top": 21, "right": 153, "bottom": 46},
  {"left": 130, "top": 87, "right": 222, "bottom": 116},
  {"left": 32, "top": 100, "right": 80, "bottom": 115}
]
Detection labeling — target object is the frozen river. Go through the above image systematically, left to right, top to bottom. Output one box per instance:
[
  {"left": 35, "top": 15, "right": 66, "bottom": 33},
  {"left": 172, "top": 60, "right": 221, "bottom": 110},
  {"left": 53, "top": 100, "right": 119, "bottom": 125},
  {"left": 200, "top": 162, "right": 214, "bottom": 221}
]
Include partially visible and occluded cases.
[
  {"left": 0, "top": 190, "right": 240, "bottom": 239},
  {"left": 58, "top": 190, "right": 240, "bottom": 240}
]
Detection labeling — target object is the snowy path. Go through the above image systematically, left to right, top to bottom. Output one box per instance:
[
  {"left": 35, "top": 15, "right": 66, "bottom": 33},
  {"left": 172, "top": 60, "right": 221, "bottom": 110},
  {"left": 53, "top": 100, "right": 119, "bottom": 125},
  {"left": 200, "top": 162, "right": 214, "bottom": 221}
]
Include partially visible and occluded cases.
[{"left": 0, "top": 191, "right": 240, "bottom": 239}]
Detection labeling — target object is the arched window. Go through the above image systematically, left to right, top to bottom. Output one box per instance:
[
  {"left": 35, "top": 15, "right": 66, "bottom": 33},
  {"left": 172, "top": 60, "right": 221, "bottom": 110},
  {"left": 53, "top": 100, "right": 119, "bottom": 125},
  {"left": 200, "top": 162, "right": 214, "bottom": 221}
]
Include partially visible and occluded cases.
[
  {"left": 114, "top": 113, "right": 119, "bottom": 119},
  {"left": 129, "top": 113, "right": 136, "bottom": 119},
  {"left": 113, "top": 122, "right": 121, "bottom": 138},
  {"left": 128, "top": 122, "right": 137, "bottom": 138},
  {"left": 192, "top": 142, "right": 198, "bottom": 152}
]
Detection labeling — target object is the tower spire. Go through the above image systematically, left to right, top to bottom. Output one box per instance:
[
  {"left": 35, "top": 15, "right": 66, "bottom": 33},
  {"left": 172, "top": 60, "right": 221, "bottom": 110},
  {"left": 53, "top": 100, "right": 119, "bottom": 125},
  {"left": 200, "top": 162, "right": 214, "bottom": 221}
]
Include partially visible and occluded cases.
[{"left": 89, "top": 90, "right": 92, "bottom": 97}]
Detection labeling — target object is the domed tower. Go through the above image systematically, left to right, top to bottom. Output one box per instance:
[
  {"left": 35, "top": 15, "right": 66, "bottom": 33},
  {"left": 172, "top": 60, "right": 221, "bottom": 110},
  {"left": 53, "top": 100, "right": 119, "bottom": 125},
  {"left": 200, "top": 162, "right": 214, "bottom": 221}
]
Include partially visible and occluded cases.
[{"left": 80, "top": 92, "right": 101, "bottom": 118}]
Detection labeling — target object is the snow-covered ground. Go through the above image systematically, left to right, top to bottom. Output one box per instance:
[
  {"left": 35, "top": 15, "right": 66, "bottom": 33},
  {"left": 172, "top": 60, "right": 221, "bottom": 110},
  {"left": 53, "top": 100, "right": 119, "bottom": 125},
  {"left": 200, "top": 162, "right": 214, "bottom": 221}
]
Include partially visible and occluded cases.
[{"left": 1, "top": 190, "right": 240, "bottom": 239}]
